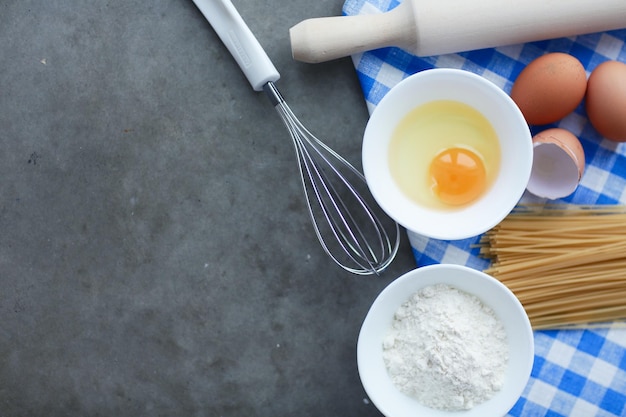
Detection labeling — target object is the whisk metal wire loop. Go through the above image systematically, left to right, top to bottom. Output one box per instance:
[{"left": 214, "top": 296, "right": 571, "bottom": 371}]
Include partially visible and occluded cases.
[{"left": 264, "top": 82, "right": 400, "bottom": 275}]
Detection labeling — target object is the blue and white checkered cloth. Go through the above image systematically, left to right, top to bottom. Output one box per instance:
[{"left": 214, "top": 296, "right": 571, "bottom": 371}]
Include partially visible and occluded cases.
[{"left": 342, "top": 0, "right": 626, "bottom": 415}]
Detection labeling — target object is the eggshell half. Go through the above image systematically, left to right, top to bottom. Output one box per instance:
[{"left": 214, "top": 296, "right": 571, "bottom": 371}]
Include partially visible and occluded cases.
[{"left": 526, "top": 128, "right": 585, "bottom": 199}]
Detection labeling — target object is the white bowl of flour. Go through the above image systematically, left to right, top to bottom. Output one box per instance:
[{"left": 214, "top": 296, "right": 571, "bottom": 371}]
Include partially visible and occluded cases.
[{"left": 357, "top": 264, "right": 533, "bottom": 417}]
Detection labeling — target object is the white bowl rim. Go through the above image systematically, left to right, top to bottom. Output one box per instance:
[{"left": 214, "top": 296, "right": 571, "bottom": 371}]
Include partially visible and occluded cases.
[
  {"left": 362, "top": 68, "right": 533, "bottom": 240},
  {"left": 357, "top": 264, "right": 534, "bottom": 417}
]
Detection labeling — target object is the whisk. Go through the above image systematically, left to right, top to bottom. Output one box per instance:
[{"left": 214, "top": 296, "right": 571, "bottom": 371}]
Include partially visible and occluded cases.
[{"left": 192, "top": 0, "right": 400, "bottom": 274}]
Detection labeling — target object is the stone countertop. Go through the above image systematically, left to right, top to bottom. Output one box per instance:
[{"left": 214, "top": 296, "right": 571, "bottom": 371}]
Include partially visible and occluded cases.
[{"left": 0, "top": 0, "right": 416, "bottom": 415}]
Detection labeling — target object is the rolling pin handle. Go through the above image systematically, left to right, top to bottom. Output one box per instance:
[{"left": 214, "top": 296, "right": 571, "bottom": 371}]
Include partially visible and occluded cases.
[{"left": 289, "top": 1, "right": 416, "bottom": 63}]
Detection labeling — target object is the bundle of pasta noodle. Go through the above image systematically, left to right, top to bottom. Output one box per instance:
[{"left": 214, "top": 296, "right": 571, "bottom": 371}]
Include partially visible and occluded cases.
[{"left": 479, "top": 204, "right": 626, "bottom": 330}]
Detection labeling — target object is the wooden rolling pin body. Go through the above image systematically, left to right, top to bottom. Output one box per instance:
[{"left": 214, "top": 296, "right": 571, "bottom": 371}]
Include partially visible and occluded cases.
[{"left": 290, "top": 0, "right": 626, "bottom": 63}]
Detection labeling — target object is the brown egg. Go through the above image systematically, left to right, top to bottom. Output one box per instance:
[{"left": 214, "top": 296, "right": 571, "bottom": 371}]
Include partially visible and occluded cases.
[
  {"left": 510, "top": 53, "right": 587, "bottom": 126},
  {"left": 585, "top": 60, "right": 626, "bottom": 142},
  {"left": 526, "top": 128, "right": 585, "bottom": 199}
]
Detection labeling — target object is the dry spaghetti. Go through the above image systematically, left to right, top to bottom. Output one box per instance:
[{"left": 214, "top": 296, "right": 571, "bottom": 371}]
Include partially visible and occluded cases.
[{"left": 478, "top": 204, "right": 626, "bottom": 330}]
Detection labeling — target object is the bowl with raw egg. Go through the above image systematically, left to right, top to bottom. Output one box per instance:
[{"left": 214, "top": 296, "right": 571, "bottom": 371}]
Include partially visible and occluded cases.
[{"left": 362, "top": 68, "right": 533, "bottom": 240}]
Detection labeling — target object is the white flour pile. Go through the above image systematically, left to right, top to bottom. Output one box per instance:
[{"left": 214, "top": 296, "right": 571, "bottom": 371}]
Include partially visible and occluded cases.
[{"left": 382, "top": 283, "right": 509, "bottom": 411}]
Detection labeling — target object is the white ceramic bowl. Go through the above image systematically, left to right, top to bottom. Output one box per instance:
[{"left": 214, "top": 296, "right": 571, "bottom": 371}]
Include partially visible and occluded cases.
[
  {"left": 362, "top": 68, "right": 533, "bottom": 240},
  {"left": 357, "top": 264, "right": 534, "bottom": 417}
]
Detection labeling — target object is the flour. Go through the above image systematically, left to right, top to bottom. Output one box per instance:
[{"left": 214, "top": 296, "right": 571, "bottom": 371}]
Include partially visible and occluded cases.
[{"left": 382, "top": 284, "right": 509, "bottom": 411}]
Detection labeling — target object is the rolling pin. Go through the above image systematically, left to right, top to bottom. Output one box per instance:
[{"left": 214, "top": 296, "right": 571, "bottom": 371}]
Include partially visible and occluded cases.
[{"left": 290, "top": 0, "right": 626, "bottom": 63}]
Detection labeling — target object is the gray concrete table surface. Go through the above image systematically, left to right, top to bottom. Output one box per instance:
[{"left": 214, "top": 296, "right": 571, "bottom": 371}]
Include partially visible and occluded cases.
[{"left": 0, "top": 0, "right": 417, "bottom": 415}]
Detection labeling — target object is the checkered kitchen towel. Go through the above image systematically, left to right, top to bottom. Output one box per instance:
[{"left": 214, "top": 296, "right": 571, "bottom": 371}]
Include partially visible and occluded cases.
[{"left": 342, "top": 0, "right": 626, "bottom": 415}]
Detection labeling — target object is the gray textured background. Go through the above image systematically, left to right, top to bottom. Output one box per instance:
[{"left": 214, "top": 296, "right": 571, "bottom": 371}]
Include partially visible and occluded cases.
[{"left": 0, "top": 0, "right": 416, "bottom": 415}]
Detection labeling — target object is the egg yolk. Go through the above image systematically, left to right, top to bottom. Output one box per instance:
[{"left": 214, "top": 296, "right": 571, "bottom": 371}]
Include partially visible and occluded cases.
[{"left": 429, "top": 147, "right": 487, "bottom": 206}]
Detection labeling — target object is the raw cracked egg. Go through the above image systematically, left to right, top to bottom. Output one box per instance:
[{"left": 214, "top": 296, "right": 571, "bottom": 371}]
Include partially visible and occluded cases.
[
  {"left": 510, "top": 53, "right": 587, "bottom": 125},
  {"left": 586, "top": 60, "right": 626, "bottom": 142},
  {"left": 362, "top": 68, "right": 533, "bottom": 241},
  {"left": 387, "top": 99, "right": 500, "bottom": 209},
  {"left": 526, "top": 128, "right": 585, "bottom": 199},
  {"left": 428, "top": 146, "right": 487, "bottom": 206}
]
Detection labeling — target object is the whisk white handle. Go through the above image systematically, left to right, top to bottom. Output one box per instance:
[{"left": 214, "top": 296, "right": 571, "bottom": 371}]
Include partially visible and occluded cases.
[{"left": 192, "top": 0, "right": 280, "bottom": 91}]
